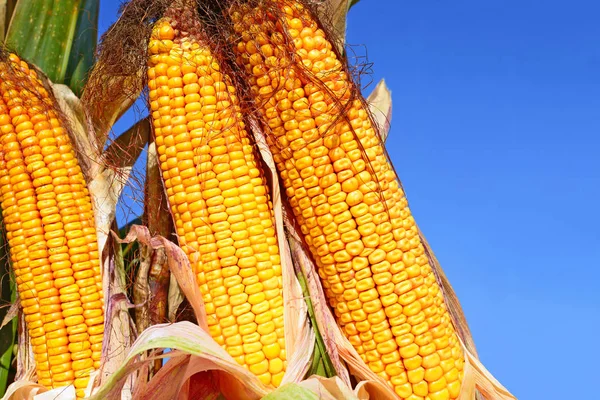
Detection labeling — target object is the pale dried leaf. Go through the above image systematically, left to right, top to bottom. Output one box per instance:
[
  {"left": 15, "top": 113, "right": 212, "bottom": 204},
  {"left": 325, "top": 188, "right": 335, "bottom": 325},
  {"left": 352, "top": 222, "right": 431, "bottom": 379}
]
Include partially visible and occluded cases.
[
  {"left": 366, "top": 79, "right": 392, "bottom": 142},
  {"left": 50, "top": 82, "right": 99, "bottom": 177},
  {"left": 88, "top": 169, "right": 120, "bottom": 257},
  {"left": 115, "top": 225, "right": 207, "bottom": 330},
  {"left": 96, "top": 236, "right": 134, "bottom": 396},
  {"left": 133, "top": 245, "right": 152, "bottom": 333},
  {"left": 167, "top": 266, "right": 183, "bottom": 322},
  {"left": 0, "top": 299, "right": 18, "bottom": 329},
  {"left": 15, "top": 316, "right": 33, "bottom": 381},
  {"left": 89, "top": 322, "right": 270, "bottom": 400},
  {"left": 460, "top": 345, "right": 516, "bottom": 400},
  {"left": 131, "top": 353, "right": 192, "bottom": 400},
  {"left": 1, "top": 380, "right": 47, "bottom": 400},
  {"left": 33, "top": 385, "right": 75, "bottom": 400}
]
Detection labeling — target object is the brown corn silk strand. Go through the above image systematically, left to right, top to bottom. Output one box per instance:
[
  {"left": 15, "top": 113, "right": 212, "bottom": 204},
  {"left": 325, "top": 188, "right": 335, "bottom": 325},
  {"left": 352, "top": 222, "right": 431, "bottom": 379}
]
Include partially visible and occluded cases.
[
  {"left": 226, "top": 0, "right": 466, "bottom": 398},
  {"left": 146, "top": 4, "right": 287, "bottom": 387},
  {"left": 0, "top": 53, "right": 103, "bottom": 397}
]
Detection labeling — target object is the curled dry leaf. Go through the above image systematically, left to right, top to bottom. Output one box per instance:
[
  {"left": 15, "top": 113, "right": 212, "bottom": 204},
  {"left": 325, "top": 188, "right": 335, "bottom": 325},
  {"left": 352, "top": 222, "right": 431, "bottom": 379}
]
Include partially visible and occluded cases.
[
  {"left": 366, "top": 79, "right": 393, "bottom": 143},
  {"left": 144, "top": 141, "right": 181, "bottom": 322},
  {"left": 114, "top": 225, "right": 208, "bottom": 330},
  {"left": 97, "top": 235, "right": 135, "bottom": 396},
  {"left": 0, "top": 298, "right": 18, "bottom": 330},
  {"left": 88, "top": 322, "right": 270, "bottom": 400},
  {"left": 462, "top": 348, "right": 515, "bottom": 400},
  {"left": 264, "top": 376, "right": 360, "bottom": 400},
  {"left": 1, "top": 379, "right": 47, "bottom": 400},
  {"left": 32, "top": 385, "right": 76, "bottom": 400}
]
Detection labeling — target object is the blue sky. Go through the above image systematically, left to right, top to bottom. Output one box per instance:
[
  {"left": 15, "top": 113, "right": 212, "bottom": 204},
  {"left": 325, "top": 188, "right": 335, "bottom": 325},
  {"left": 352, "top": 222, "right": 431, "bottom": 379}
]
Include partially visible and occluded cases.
[{"left": 99, "top": 1, "right": 600, "bottom": 399}]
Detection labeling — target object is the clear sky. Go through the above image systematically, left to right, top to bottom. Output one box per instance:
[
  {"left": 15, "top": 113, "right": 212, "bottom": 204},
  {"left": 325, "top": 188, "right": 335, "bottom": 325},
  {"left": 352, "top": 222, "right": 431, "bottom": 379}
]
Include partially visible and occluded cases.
[{"left": 99, "top": 1, "right": 600, "bottom": 399}]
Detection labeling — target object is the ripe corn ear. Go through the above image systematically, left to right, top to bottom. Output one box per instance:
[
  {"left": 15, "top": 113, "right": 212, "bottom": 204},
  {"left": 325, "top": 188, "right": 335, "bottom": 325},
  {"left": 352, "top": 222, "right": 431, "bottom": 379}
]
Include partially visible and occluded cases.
[
  {"left": 229, "top": 1, "right": 465, "bottom": 399},
  {"left": 147, "top": 15, "right": 286, "bottom": 387},
  {"left": 0, "top": 54, "right": 103, "bottom": 397}
]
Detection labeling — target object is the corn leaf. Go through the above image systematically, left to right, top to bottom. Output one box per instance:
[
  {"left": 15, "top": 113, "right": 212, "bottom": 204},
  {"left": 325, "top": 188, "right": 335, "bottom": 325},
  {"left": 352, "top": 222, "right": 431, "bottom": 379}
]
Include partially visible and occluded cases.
[
  {"left": 0, "top": 0, "right": 16, "bottom": 42},
  {"left": 5, "top": 0, "right": 98, "bottom": 95},
  {"left": 64, "top": 0, "right": 99, "bottom": 96},
  {"left": 324, "top": 0, "right": 363, "bottom": 50},
  {"left": 0, "top": 1, "right": 7, "bottom": 42},
  {"left": 366, "top": 79, "right": 392, "bottom": 142},
  {"left": 0, "top": 216, "right": 15, "bottom": 398},
  {"left": 0, "top": 300, "right": 17, "bottom": 396},
  {"left": 88, "top": 322, "right": 270, "bottom": 400},
  {"left": 0, "top": 343, "right": 14, "bottom": 398},
  {"left": 264, "top": 377, "right": 363, "bottom": 400},
  {"left": 1, "top": 380, "right": 46, "bottom": 400},
  {"left": 263, "top": 383, "right": 320, "bottom": 400}
]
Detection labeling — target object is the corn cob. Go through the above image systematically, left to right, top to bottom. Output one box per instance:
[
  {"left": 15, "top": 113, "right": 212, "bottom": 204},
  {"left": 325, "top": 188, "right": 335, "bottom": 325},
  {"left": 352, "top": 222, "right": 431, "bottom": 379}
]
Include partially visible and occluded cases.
[
  {"left": 229, "top": 1, "right": 465, "bottom": 399},
  {"left": 147, "top": 14, "right": 286, "bottom": 387},
  {"left": 0, "top": 54, "right": 103, "bottom": 397}
]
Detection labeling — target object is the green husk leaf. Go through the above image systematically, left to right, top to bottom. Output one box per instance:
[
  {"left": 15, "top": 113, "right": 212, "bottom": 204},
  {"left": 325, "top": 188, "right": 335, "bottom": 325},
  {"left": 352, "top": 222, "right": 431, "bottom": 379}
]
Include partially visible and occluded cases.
[
  {"left": 5, "top": 0, "right": 97, "bottom": 93},
  {"left": 64, "top": 0, "right": 99, "bottom": 96},
  {"left": 0, "top": 221, "right": 15, "bottom": 398},
  {"left": 0, "top": 341, "right": 14, "bottom": 398}
]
